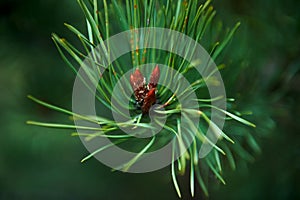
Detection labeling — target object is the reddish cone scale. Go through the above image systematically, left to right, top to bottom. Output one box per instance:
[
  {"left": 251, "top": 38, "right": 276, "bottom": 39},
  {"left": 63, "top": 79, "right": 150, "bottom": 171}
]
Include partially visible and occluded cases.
[{"left": 130, "top": 65, "right": 160, "bottom": 113}]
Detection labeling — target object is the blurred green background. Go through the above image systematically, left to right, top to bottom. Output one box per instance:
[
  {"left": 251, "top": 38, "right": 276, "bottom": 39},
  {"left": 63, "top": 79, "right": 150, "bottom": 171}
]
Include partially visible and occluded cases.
[{"left": 0, "top": 0, "right": 299, "bottom": 199}]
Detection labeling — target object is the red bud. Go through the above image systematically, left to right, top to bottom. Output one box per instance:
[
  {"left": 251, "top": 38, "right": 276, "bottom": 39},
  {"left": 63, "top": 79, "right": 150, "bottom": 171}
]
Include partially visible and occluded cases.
[
  {"left": 148, "top": 65, "right": 160, "bottom": 89},
  {"left": 129, "top": 66, "right": 160, "bottom": 113},
  {"left": 130, "top": 69, "right": 145, "bottom": 90},
  {"left": 142, "top": 88, "right": 156, "bottom": 113}
]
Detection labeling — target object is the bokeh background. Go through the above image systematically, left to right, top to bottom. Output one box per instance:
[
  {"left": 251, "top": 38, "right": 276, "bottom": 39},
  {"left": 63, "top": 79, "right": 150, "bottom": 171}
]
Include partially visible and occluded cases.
[{"left": 0, "top": 0, "right": 299, "bottom": 199}]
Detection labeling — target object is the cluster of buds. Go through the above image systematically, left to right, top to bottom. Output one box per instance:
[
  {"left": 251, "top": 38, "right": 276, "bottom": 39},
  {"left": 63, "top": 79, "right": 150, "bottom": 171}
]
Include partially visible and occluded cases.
[{"left": 130, "top": 65, "right": 160, "bottom": 113}]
